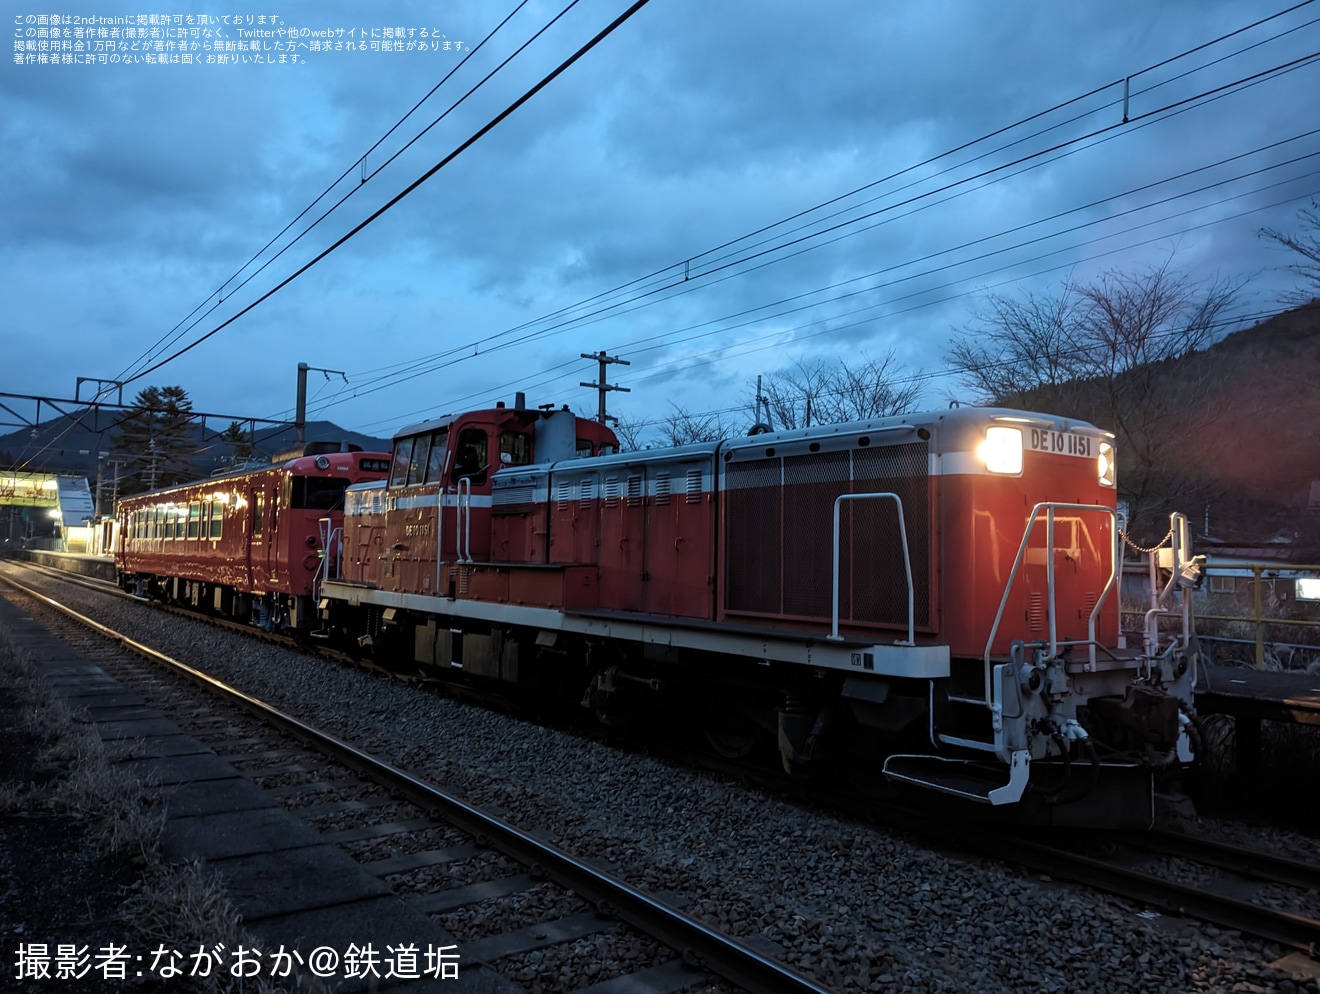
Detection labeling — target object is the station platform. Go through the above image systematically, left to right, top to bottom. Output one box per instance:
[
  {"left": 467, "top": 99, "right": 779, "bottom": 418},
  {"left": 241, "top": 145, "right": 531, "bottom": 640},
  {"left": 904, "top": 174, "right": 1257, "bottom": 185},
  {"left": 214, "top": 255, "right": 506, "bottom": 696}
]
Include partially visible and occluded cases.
[
  {"left": 6, "top": 548, "right": 117, "bottom": 583},
  {"left": 1194, "top": 663, "right": 1320, "bottom": 789}
]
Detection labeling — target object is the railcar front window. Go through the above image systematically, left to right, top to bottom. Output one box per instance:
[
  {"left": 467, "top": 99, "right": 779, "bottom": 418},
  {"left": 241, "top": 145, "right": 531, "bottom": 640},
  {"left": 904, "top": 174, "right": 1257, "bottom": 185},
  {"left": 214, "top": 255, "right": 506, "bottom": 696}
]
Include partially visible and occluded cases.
[{"left": 292, "top": 477, "right": 351, "bottom": 510}]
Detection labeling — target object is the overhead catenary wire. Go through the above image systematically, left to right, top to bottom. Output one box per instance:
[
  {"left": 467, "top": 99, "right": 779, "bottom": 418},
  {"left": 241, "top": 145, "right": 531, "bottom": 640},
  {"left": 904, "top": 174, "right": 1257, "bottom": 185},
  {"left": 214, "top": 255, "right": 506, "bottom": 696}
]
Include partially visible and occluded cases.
[
  {"left": 114, "top": 0, "right": 539, "bottom": 386},
  {"left": 121, "top": 0, "right": 657, "bottom": 387},
  {"left": 295, "top": 3, "right": 1320, "bottom": 402},
  {"left": 302, "top": 43, "right": 1320, "bottom": 416},
  {"left": 312, "top": 121, "right": 1320, "bottom": 427}
]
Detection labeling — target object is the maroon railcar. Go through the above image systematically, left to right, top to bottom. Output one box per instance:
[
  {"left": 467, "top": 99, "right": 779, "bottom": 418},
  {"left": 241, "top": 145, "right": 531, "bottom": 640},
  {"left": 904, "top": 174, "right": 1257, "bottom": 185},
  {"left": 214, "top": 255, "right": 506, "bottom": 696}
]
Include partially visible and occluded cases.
[{"left": 116, "top": 446, "right": 390, "bottom": 629}]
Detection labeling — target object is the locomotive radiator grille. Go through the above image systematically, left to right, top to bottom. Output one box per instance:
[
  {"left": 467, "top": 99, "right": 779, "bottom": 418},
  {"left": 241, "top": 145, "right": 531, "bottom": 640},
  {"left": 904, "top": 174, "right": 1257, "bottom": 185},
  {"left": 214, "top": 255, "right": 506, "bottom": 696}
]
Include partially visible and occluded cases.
[{"left": 724, "top": 441, "right": 930, "bottom": 628}]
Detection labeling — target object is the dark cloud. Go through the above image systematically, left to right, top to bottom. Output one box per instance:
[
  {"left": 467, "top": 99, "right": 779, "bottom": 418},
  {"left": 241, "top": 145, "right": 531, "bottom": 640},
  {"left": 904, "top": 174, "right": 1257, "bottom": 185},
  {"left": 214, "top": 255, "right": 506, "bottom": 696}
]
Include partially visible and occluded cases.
[{"left": 2, "top": 0, "right": 1317, "bottom": 442}]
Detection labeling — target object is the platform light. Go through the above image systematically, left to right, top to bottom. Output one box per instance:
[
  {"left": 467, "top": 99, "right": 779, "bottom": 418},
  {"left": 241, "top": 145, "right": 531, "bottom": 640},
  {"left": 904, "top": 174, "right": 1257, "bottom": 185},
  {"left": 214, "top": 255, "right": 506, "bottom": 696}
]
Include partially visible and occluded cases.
[
  {"left": 980, "top": 426, "right": 1023, "bottom": 475},
  {"left": 1098, "top": 441, "right": 1116, "bottom": 487}
]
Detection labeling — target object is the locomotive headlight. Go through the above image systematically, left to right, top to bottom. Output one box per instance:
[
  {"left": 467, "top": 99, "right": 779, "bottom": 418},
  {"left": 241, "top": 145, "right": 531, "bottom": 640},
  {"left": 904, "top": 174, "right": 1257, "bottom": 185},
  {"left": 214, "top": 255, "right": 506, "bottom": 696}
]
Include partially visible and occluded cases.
[
  {"left": 980, "top": 426, "right": 1022, "bottom": 475},
  {"left": 1098, "top": 441, "right": 1116, "bottom": 487}
]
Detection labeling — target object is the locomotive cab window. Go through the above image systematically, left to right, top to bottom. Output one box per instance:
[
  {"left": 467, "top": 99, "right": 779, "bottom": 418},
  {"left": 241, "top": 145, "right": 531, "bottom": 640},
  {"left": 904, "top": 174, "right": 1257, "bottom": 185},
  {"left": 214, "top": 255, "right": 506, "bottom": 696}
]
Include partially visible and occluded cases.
[
  {"left": 425, "top": 428, "right": 449, "bottom": 483},
  {"left": 451, "top": 428, "right": 489, "bottom": 486},
  {"left": 499, "top": 430, "right": 531, "bottom": 467},
  {"left": 407, "top": 435, "right": 430, "bottom": 486},
  {"left": 389, "top": 436, "right": 415, "bottom": 487},
  {"left": 576, "top": 438, "right": 594, "bottom": 458}
]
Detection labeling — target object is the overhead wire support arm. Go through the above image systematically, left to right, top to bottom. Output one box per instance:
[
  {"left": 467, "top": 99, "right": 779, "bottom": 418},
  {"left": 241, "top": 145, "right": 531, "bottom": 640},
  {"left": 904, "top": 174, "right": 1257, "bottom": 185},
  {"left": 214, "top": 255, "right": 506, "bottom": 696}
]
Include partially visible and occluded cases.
[{"left": 580, "top": 350, "right": 630, "bottom": 424}]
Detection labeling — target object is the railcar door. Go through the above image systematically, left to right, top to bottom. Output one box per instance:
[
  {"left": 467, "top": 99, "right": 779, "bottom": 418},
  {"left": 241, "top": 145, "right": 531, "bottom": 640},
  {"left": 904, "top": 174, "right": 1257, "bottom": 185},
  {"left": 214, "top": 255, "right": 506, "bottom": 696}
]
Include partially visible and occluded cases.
[{"left": 249, "top": 487, "right": 268, "bottom": 591}]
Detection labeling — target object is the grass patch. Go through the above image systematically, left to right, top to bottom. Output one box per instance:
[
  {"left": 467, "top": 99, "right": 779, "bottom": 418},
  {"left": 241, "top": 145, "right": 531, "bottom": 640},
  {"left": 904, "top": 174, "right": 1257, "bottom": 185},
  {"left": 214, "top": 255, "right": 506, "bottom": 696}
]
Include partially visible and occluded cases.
[{"left": 0, "top": 627, "right": 301, "bottom": 993}]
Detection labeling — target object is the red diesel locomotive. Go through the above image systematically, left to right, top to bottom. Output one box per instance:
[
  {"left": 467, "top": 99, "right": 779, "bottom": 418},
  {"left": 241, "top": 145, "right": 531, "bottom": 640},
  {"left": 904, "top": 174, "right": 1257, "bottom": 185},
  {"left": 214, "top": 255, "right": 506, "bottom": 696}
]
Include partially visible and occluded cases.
[
  {"left": 311, "top": 399, "right": 1201, "bottom": 827},
  {"left": 116, "top": 444, "right": 391, "bottom": 629}
]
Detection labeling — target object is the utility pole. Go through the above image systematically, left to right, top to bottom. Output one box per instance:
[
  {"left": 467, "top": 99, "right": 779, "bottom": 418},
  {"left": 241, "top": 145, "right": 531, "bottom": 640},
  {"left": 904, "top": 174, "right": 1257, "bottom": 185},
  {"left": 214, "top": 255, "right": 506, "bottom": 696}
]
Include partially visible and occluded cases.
[
  {"left": 580, "top": 351, "right": 630, "bottom": 425},
  {"left": 295, "top": 362, "right": 348, "bottom": 443},
  {"left": 296, "top": 362, "right": 308, "bottom": 443},
  {"left": 754, "top": 374, "right": 774, "bottom": 431},
  {"left": 145, "top": 439, "right": 159, "bottom": 491},
  {"left": 109, "top": 459, "right": 126, "bottom": 508}
]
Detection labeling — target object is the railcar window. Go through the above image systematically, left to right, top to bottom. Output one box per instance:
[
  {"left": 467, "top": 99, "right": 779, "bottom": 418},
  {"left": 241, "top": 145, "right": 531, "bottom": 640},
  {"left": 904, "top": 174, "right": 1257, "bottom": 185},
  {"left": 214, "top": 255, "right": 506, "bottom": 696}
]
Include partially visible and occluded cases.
[
  {"left": 451, "top": 428, "right": 489, "bottom": 486},
  {"left": 425, "top": 429, "right": 449, "bottom": 483},
  {"left": 499, "top": 431, "right": 531, "bottom": 467},
  {"left": 407, "top": 435, "right": 431, "bottom": 486},
  {"left": 389, "top": 437, "right": 415, "bottom": 487},
  {"left": 576, "top": 439, "right": 593, "bottom": 458},
  {"left": 599, "top": 442, "right": 617, "bottom": 456},
  {"left": 291, "top": 476, "right": 350, "bottom": 510},
  {"left": 254, "top": 492, "right": 264, "bottom": 537},
  {"left": 210, "top": 501, "right": 223, "bottom": 539},
  {"left": 187, "top": 502, "right": 200, "bottom": 539}
]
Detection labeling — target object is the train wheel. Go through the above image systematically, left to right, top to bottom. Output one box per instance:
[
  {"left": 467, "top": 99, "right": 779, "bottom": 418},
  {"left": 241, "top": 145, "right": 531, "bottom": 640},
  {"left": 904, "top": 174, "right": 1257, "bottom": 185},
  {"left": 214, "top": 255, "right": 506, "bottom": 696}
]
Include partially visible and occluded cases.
[{"left": 704, "top": 713, "right": 758, "bottom": 760}]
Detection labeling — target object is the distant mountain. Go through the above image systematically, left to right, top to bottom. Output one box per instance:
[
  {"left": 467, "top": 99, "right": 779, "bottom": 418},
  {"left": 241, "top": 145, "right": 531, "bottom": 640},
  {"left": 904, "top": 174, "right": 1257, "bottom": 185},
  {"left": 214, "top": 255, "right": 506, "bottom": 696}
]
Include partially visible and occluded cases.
[{"left": 0, "top": 412, "right": 392, "bottom": 481}]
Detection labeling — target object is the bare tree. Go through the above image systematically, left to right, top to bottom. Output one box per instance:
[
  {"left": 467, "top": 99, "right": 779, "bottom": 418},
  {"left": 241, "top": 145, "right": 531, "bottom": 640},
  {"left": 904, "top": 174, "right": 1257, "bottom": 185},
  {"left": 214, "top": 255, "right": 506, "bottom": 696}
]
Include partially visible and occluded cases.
[
  {"left": 1261, "top": 199, "right": 1320, "bottom": 306},
  {"left": 947, "top": 259, "right": 1243, "bottom": 536},
  {"left": 947, "top": 288, "right": 1087, "bottom": 411},
  {"left": 753, "top": 351, "right": 920, "bottom": 430},
  {"left": 659, "top": 406, "right": 734, "bottom": 446},
  {"left": 610, "top": 414, "right": 648, "bottom": 452}
]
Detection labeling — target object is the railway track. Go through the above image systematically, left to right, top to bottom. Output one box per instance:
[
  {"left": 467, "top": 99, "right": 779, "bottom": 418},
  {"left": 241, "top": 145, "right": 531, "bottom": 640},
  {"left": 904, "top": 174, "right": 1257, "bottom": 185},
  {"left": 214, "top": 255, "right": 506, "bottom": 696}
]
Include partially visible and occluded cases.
[
  {"left": 8, "top": 559, "right": 1320, "bottom": 975},
  {"left": 0, "top": 566, "right": 830, "bottom": 994}
]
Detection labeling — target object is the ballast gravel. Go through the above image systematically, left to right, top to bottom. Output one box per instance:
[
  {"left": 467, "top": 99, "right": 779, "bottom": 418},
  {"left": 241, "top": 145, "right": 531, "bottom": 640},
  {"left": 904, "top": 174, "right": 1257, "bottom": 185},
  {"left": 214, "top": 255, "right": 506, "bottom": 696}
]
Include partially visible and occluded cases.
[{"left": 20, "top": 573, "right": 1320, "bottom": 994}]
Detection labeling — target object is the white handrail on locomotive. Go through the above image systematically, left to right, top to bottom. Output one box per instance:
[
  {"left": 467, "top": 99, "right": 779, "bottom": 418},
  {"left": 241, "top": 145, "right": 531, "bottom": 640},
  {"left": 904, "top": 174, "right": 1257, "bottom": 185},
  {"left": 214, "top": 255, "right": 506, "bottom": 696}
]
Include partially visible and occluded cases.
[
  {"left": 457, "top": 476, "right": 474, "bottom": 564},
  {"left": 435, "top": 484, "right": 444, "bottom": 594},
  {"left": 827, "top": 492, "right": 914, "bottom": 645},
  {"left": 982, "top": 502, "right": 1124, "bottom": 681},
  {"left": 1143, "top": 512, "right": 1201, "bottom": 666},
  {"left": 313, "top": 515, "right": 341, "bottom": 603}
]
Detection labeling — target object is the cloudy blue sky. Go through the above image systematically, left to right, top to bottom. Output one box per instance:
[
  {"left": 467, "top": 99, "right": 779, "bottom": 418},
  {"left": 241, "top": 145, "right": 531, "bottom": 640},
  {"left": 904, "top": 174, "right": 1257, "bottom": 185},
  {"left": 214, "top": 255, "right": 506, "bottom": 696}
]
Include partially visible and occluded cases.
[{"left": 3, "top": 0, "right": 1318, "bottom": 454}]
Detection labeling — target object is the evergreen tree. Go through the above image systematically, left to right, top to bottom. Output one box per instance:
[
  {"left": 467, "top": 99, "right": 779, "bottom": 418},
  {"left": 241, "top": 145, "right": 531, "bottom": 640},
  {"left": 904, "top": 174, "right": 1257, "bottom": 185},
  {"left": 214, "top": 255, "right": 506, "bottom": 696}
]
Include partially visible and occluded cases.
[
  {"left": 113, "top": 386, "right": 199, "bottom": 494},
  {"left": 219, "top": 420, "right": 255, "bottom": 466}
]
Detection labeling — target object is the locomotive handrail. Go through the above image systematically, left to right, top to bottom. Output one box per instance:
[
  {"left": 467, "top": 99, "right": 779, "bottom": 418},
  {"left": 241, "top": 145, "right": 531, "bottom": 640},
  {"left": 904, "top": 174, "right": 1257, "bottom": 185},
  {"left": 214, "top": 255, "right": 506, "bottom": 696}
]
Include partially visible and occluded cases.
[
  {"left": 457, "top": 476, "right": 474, "bottom": 563},
  {"left": 435, "top": 486, "right": 445, "bottom": 591},
  {"left": 828, "top": 492, "right": 913, "bottom": 644},
  {"left": 983, "top": 502, "right": 1120, "bottom": 704},
  {"left": 313, "top": 516, "right": 341, "bottom": 603}
]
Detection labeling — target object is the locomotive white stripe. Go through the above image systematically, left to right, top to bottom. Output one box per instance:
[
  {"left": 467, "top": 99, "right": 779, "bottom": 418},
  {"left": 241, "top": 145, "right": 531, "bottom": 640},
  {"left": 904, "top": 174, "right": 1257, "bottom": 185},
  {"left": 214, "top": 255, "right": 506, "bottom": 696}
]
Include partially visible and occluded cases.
[{"left": 322, "top": 580, "right": 950, "bottom": 679}]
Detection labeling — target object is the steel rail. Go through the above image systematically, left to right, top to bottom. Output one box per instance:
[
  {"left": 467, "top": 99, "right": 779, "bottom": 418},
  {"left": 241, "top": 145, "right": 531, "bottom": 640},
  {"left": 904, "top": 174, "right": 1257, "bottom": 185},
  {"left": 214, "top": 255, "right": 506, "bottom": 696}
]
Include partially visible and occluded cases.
[
  {"left": 0, "top": 570, "right": 834, "bottom": 994},
  {"left": 1119, "top": 831, "right": 1320, "bottom": 893},
  {"left": 993, "top": 835, "right": 1320, "bottom": 954}
]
